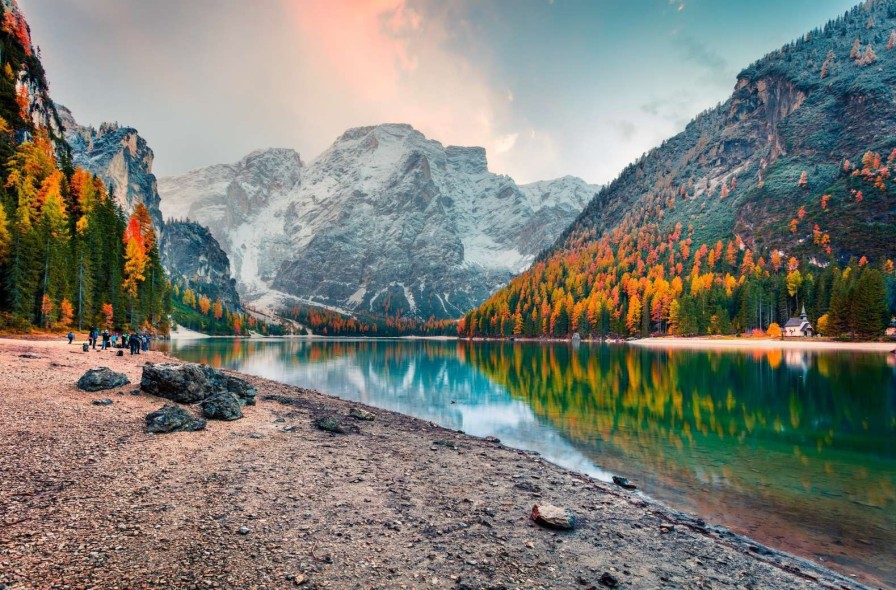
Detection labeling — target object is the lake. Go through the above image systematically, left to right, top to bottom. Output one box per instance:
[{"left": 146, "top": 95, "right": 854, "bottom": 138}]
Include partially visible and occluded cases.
[{"left": 162, "top": 337, "right": 896, "bottom": 587}]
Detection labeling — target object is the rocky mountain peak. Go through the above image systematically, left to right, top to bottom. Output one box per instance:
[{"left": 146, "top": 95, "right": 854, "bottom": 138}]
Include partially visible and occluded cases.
[
  {"left": 159, "top": 123, "right": 599, "bottom": 320},
  {"left": 446, "top": 146, "right": 488, "bottom": 175}
]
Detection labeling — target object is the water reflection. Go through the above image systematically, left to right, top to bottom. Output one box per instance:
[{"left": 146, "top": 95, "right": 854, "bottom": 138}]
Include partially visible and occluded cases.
[{"left": 163, "top": 338, "right": 896, "bottom": 586}]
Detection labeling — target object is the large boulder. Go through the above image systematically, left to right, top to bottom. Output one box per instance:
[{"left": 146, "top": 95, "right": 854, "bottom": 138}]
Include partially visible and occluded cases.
[
  {"left": 140, "top": 362, "right": 257, "bottom": 405},
  {"left": 140, "top": 362, "right": 214, "bottom": 402},
  {"left": 77, "top": 367, "right": 130, "bottom": 392},
  {"left": 222, "top": 375, "right": 257, "bottom": 406},
  {"left": 200, "top": 392, "right": 243, "bottom": 421},
  {"left": 145, "top": 404, "right": 207, "bottom": 434}
]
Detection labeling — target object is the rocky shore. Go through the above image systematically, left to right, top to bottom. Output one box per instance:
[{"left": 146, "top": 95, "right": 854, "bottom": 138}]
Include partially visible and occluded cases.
[{"left": 0, "top": 339, "right": 873, "bottom": 589}]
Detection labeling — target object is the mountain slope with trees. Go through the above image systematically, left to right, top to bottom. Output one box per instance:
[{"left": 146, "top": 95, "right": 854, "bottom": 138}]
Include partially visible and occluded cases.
[
  {"left": 0, "top": 0, "right": 170, "bottom": 333},
  {"left": 463, "top": 0, "right": 896, "bottom": 339}
]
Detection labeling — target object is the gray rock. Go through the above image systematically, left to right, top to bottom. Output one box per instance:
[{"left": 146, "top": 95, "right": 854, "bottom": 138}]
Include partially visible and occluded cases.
[
  {"left": 19, "top": 353, "right": 42, "bottom": 359},
  {"left": 140, "top": 362, "right": 257, "bottom": 405},
  {"left": 141, "top": 362, "right": 213, "bottom": 402},
  {"left": 77, "top": 367, "right": 130, "bottom": 392},
  {"left": 223, "top": 375, "right": 257, "bottom": 405},
  {"left": 201, "top": 392, "right": 243, "bottom": 421},
  {"left": 92, "top": 398, "right": 113, "bottom": 406},
  {"left": 145, "top": 404, "right": 207, "bottom": 434},
  {"left": 348, "top": 407, "right": 375, "bottom": 421},
  {"left": 314, "top": 415, "right": 346, "bottom": 434},
  {"left": 612, "top": 476, "right": 637, "bottom": 490},
  {"left": 530, "top": 504, "right": 576, "bottom": 531},
  {"left": 238, "top": 525, "right": 250, "bottom": 535},
  {"left": 599, "top": 572, "right": 619, "bottom": 588}
]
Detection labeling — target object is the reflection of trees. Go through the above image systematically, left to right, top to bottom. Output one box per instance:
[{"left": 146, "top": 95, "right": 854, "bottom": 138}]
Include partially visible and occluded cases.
[
  {"left": 167, "top": 338, "right": 896, "bottom": 577},
  {"left": 465, "top": 343, "right": 896, "bottom": 506}
]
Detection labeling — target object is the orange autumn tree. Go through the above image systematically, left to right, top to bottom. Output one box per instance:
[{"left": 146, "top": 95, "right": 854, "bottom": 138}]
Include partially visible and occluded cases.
[
  {"left": 121, "top": 215, "right": 148, "bottom": 329},
  {"left": 59, "top": 298, "right": 73, "bottom": 328},
  {"left": 101, "top": 304, "right": 114, "bottom": 329}
]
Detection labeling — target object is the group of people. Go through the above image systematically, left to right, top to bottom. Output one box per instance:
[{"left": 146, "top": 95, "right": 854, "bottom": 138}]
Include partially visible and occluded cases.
[{"left": 69, "top": 328, "right": 153, "bottom": 355}]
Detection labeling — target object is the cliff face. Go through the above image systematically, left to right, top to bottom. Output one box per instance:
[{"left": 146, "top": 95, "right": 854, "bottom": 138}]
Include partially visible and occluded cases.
[
  {"left": 0, "top": 0, "right": 65, "bottom": 150},
  {"left": 57, "top": 105, "right": 243, "bottom": 311},
  {"left": 57, "top": 105, "right": 164, "bottom": 229},
  {"left": 159, "top": 127, "right": 598, "bottom": 319},
  {"left": 159, "top": 221, "right": 241, "bottom": 309}
]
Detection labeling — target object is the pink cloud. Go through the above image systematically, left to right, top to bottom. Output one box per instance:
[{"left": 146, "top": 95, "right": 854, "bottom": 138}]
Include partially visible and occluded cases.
[
  {"left": 291, "top": 0, "right": 421, "bottom": 101},
  {"left": 281, "top": 1, "right": 561, "bottom": 182}
]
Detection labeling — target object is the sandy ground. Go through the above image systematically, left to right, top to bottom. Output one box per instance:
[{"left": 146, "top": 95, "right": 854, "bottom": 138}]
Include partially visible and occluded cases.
[
  {"left": 169, "top": 326, "right": 212, "bottom": 340},
  {"left": 630, "top": 336, "right": 896, "bottom": 353},
  {"left": 0, "top": 338, "right": 876, "bottom": 590}
]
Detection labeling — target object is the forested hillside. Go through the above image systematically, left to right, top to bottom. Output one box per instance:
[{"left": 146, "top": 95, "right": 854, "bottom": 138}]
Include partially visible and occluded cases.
[
  {"left": 463, "top": 0, "right": 896, "bottom": 340},
  {"left": 0, "top": 1, "right": 169, "bottom": 333}
]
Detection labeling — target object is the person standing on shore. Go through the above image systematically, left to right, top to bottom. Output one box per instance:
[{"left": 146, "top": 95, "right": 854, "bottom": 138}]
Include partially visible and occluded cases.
[
  {"left": 89, "top": 327, "right": 98, "bottom": 349},
  {"left": 129, "top": 331, "right": 140, "bottom": 355},
  {"left": 67, "top": 332, "right": 74, "bottom": 344}
]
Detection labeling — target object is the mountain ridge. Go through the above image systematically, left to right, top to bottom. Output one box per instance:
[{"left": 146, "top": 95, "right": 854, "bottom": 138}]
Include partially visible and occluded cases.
[
  {"left": 465, "top": 0, "right": 896, "bottom": 339},
  {"left": 158, "top": 123, "right": 599, "bottom": 320}
]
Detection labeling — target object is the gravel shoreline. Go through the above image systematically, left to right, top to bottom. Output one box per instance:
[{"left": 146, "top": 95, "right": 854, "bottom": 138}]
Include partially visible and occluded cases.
[{"left": 0, "top": 339, "right": 874, "bottom": 589}]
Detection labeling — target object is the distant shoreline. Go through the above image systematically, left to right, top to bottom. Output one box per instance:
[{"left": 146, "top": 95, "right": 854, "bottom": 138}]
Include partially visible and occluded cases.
[{"left": 630, "top": 336, "right": 896, "bottom": 353}]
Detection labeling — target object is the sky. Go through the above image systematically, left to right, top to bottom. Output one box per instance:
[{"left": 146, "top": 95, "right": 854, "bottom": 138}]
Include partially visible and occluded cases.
[{"left": 21, "top": 0, "right": 858, "bottom": 185}]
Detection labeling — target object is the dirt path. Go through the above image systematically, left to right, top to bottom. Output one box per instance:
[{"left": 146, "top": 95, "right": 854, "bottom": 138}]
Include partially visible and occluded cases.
[{"left": 0, "top": 339, "right": 873, "bottom": 589}]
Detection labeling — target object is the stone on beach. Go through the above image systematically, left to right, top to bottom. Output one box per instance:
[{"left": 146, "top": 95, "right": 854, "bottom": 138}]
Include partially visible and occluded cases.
[
  {"left": 140, "top": 361, "right": 257, "bottom": 405},
  {"left": 77, "top": 367, "right": 130, "bottom": 392},
  {"left": 200, "top": 391, "right": 244, "bottom": 421},
  {"left": 145, "top": 404, "right": 207, "bottom": 434},
  {"left": 348, "top": 407, "right": 375, "bottom": 421},
  {"left": 314, "top": 415, "right": 346, "bottom": 433},
  {"left": 612, "top": 476, "right": 637, "bottom": 490},
  {"left": 530, "top": 503, "right": 576, "bottom": 530}
]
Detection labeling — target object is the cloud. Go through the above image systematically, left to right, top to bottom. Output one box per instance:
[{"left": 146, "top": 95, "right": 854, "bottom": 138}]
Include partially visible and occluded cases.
[
  {"left": 287, "top": 0, "right": 530, "bottom": 178},
  {"left": 676, "top": 36, "right": 728, "bottom": 80},
  {"left": 612, "top": 120, "right": 637, "bottom": 142},
  {"left": 492, "top": 132, "right": 519, "bottom": 154}
]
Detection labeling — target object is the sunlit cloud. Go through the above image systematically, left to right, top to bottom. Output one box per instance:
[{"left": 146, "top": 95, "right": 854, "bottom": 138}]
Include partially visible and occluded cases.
[
  {"left": 21, "top": 0, "right": 860, "bottom": 186},
  {"left": 287, "top": 0, "right": 531, "bottom": 178}
]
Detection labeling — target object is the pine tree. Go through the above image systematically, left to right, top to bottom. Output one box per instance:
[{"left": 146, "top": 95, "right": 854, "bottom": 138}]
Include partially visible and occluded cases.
[
  {"left": 0, "top": 200, "right": 10, "bottom": 262},
  {"left": 851, "top": 268, "right": 887, "bottom": 338}
]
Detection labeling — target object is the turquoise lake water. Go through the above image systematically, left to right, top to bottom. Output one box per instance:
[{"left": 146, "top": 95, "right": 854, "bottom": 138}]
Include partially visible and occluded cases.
[{"left": 162, "top": 338, "right": 896, "bottom": 587}]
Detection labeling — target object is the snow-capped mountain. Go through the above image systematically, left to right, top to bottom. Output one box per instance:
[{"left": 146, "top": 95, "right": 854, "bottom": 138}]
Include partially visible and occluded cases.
[{"left": 158, "top": 124, "right": 598, "bottom": 319}]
